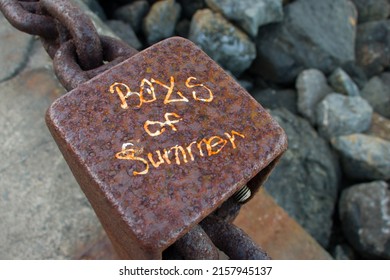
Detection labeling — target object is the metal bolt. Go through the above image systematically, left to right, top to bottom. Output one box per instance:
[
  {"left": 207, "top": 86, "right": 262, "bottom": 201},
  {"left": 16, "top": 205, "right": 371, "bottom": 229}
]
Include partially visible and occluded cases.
[{"left": 233, "top": 185, "right": 251, "bottom": 203}]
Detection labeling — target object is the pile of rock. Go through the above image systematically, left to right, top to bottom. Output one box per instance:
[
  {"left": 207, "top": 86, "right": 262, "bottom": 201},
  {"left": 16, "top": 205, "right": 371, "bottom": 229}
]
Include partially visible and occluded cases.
[{"left": 80, "top": 0, "right": 389, "bottom": 259}]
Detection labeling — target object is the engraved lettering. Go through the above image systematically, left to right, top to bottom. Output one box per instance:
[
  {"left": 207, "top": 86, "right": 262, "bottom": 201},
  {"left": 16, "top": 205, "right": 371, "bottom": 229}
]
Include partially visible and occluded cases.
[
  {"left": 152, "top": 76, "right": 189, "bottom": 104},
  {"left": 185, "top": 77, "right": 213, "bottom": 102},
  {"left": 144, "top": 113, "right": 183, "bottom": 137},
  {"left": 116, "top": 131, "right": 245, "bottom": 176},
  {"left": 115, "top": 143, "right": 149, "bottom": 175}
]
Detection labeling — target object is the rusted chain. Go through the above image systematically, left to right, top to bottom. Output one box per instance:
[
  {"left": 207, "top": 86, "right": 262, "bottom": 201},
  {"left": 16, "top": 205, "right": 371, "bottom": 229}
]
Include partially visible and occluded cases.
[
  {"left": 0, "top": 0, "right": 57, "bottom": 39},
  {"left": 40, "top": 0, "right": 103, "bottom": 70},
  {"left": 54, "top": 35, "right": 138, "bottom": 90}
]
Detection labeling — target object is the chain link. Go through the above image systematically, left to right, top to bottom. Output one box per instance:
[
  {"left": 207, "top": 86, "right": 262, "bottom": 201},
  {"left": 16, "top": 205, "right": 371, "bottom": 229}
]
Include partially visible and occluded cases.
[{"left": 0, "top": 0, "right": 138, "bottom": 89}]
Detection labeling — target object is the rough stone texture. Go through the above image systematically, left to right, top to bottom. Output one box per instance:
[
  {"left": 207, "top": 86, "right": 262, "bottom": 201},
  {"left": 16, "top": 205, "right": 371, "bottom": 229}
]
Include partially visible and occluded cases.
[
  {"left": 72, "top": 0, "right": 119, "bottom": 39},
  {"left": 80, "top": 0, "right": 107, "bottom": 20},
  {"left": 114, "top": 0, "right": 150, "bottom": 33},
  {"left": 143, "top": 0, "right": 181, "bottom": 44},
  {"left": 178, "top": 0, "right": 205, "bottom": 18},
  {"left": 205, "top": 0, "right": 283, "bottom": 37},
  {"left": 254, "top": 0, "right": 357, "bottom": 84},
  {"left": 352, "top": 0, "right": 390, "bottom": 23},
  {"left": 189, "top": 9, "right": 256, "bottom": 76},
  {"left": 0, "top": 13, "right": 34, "bottom": 82},
  {"left": 175, "top": 19, "right": 191, "bottom": 38},
  {"left": 106, "top": 20, "right": 142, "bottom": 50},
  {"left": 356, "top": 20, "right": 390, "bottom": 78},
  {"left": 0, "top": 49, "right": 104, "bottom": 259},
  {"left": 328, "top": 68, "right": 360, "bottom": 97},
  {"left": 296, "top": 69, "right": 333, "bottom": 124},
  {"left": 361, "top": 73, "right": 390, "bottom": 118},
  {"left": 251, "top": 88, "right": 297, "bottom": 114},
  {"left": 316, "top": 93, "right": 373, "bottom": 139},
  {"left": 265, "top": 108, "right": 340, "bottom": 248},
  {"left": 368, "top": 113, "right": 390, "bottom": 141},
  {"left": 331, "top": 134, "right": 390, "bottom": 181},
  {"left": 339, "top": 181, "right": 390, "bottom": 259},
  {"left": 331, "top": 243, "right": 356, "bottom": 260}
]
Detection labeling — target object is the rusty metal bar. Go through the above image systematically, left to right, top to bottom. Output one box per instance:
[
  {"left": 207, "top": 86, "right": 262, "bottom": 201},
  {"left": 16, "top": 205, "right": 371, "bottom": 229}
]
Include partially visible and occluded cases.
[
  {"left": 201, "top": 216, "right": 271, "bottom": 260},
  {"left": 173, "top": 224, "right": 219, "bottom": 260}
]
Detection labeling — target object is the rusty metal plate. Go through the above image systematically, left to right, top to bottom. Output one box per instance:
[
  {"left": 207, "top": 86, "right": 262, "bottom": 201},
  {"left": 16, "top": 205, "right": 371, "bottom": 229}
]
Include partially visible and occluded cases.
[{"left": 46, "top": 37, "right": 287, "bottom": 259}]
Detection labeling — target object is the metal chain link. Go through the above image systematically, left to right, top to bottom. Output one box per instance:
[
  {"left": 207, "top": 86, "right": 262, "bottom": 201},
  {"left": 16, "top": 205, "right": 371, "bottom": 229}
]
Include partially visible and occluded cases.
[
  {"left": 0, "top": 0, "right": 269, "bottom": 259},
  {"left": 0, "top": 0, "right": 138, "bottom": 90}
]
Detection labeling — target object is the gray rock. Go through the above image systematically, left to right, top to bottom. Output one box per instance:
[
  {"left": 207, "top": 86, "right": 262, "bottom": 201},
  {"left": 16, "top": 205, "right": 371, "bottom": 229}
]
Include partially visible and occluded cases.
[
  {"left": 71, "top": 0, "right": 119, "bottom": 39},
  {"left": 80, "top": 0, "right": 106, "bottom": 20},
  {"left": 114, "top": 0, "right": 150, "bottom": 33},
  {"left": 143, "top": 0, "right": 181, "bottom": 44},
  {"left": 178, "top": 0, "right": 205, "bottom": 18},
  {"left": 205, "top": 0, "right": 283, "bottom": 37},
  {"left": 254, "top": 0, "right": 357, "bottom": 84},
  {"left": 352, "top": 0, "right": 390, "bottom": 23},
  {"left": 189, "top": 9, "right": 256, "bottom": 76},
  {"left": 0, "top": 13, "right": 33, "bottom": 82},
  {"left": 175, "top": 19, "right": 191, "bottom": 38},
  {"left": 106, "top": 20, "right": 142, "bottom": 50},
  {"left": 356, "top": 20, "right": 390, "bottom": 78},
  {"left": 328, "top": 68, "right": 360, "bottom": 97},
  {"left": 296, "top": 69, "right": 333, "bottom": 124},
  {"left": 361, "top": 73, "right": 390, "bottom": 118},
  {"left": 251, "top": 88, "right": 297, "bottom": 114},
  {"left": 316, "top": 94, "right": 373, "bottom": 139},
  {"left": 265, "top": 108, "right": 340, "bottom": 247},
  {"left": 368, "top": 113, "right": 390, "bottom": 141},
  {"left": 331, "top": 134, "right": 390, "bottom": 181},
  {"left": 339, "top": 181, "right": 390, "bottom": 259},
  {"left": 331, "top": 244, "right": 356, "bottom": 260}
]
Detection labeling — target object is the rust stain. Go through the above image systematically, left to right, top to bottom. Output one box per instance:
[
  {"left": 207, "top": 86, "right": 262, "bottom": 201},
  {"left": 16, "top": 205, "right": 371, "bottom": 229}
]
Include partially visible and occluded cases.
[{"left": 46, "top": 37, "right": 287, "bottom": 259}]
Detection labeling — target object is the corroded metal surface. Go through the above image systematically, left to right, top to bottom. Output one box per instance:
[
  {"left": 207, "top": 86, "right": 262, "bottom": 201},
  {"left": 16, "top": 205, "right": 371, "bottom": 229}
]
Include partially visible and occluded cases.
[
  {"left": 46, "top": 37, "right": 287, "bottom": 259},
  {"left": 201, "top": 216, "right": 271, "bottom": 260},
  {"left": 173, "top": 224, "right": 219, "bottom": 260}
]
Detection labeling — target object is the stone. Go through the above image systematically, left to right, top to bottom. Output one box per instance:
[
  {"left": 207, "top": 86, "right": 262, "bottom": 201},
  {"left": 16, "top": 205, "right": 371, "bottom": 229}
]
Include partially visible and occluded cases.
[
  {"left": 72, "top": 0, "right": 119, "bottom": 39},
  {"left": 80, "top": 0, "right": 106, "bottom": 20},
  {"left": 113, "top": 0, "right": 150, "bottom": 33},
  {"left": 143, "top": 0, "right": 181, "bottom": 45},
  {"left": 178, "top": 0, "right": 205, "bottom": 18},
  {"left": 205, "top": 0, "right": 283, "bottom": 37},
  {"left": 254, "top": 0, "right": 357, "bottom": 84},
  {"left": 352, "top": 0, "right": 390, "bottom": 23},
  {"left": 189, "top": 9, "right": 256, "bottom": 76},
  {"left": 0, "top": 13, "right": 34, "bottom": 82},
  {"left": 175, "top": 19, "right": 191, "bottom": 38},
  {"left": 106, "top": 20, "right": 142, "bottom": 50},
  {"left": 356, "top": 20, "right": 390, "bottom": 78},
  {"left": 0, "top": 67, "right": 104, "bottom": 259},
  {"left": 328, "top": 68, "right": 360, "bottom": 97},
  {"left": 296, "top": 69, "right": 333, "bottom": 124},
  {"left": 361, "top": 73, "right": 390, "bottom": 118},
  {"left": 251, "top": 88, "right": 297, "bottom": 114},
  {"left": 316, "top": 93, "right": 373, "bottom": 139},
  {"left": 265, "top": 108, "right": 340, "bottom": 248},
  {"left": 368, "top": 113, "right": 390, "bottom": 141},
  {"left": 331, "top": 134, "right": 390, "bottom": 181},
  {"left": 339, "top": 181, "right": 390, "bottom": 259},
  {"left": 331, "top": 244, "right": 356, "bottom": 260}
]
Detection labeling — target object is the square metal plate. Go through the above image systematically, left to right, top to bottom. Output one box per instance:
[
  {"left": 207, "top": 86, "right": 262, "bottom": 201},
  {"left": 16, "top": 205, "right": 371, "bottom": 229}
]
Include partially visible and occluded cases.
[{"left": 46, "top": 37, "right": 287, "bottom": 259}]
